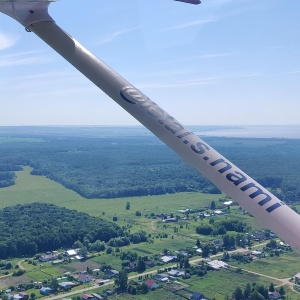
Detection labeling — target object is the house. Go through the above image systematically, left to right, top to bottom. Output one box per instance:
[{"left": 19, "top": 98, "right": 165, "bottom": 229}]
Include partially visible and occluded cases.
[
  {"left": 224, "top": 201, "right": 233, "bottom": 206},
  {"left": 177, "top": 209, "right": 190, "bottom": 213},
  {"left": 163, "top": 218, "right": 177, "bottom": 223},
  {"left": 252, "top": 232, "right": 265, "bottom": 241},
  {"left": 196, "top": 248, "right": 203, "bottom": 254},
  {"left": 66, "top": 249, "right": 77, "bottom": 256},
  {"left": 251, "top": 250, "right": 264, "bottom": 258},
  {"left": 39, "top": 254, "right": 58, "bottom": 262},
  {"left": 75, "top": 255, "right": 85, "bottom": 260},
  {"left": 161, "top": 255, "right": 176, "bottom": 263},
  {"left": 52, "top": 259, "right": 64, "bottom": 265},
  {"left": 145, "top": 260, "right": 155, "bottom": 268},
  {"left": 207, "top": 260, "right": 229, "bottom": 270},
  {"left": 128, "top": 262, "right": 138, "bottom": 271},
  {"left": 104, "top": 269, "right": 119, "bottom": 278},
  {"left": 168, "top": 269, "right": 185, "bottom": 277},
  {"left": 168, "top": 269, "right": 179, "bottom": 276},
  {"left": 294, "top": 272, "right": 300, "bottom": 284},
  {"left": 76, "top": 274, "right": 93, "bottom": 283},
  {"left": 153, "top": 274, "right": 169, "bottom": 282},
  {"left": 97, "top": 279, "right": 110, "bottom": 285},
  {"left": 128, "top": 279, "right": 139, "bottom": 286},
  {"left": 145, "top": 279, "right": 159, "bottom": 290},
  {"left": 59, "top": 282, "right": 76, "bottom": 290},
  {"left": 40, "top": 287, "right": 53, "bottom": 296},
  {"left": 104, "top": 289, "right": 113, "bottom": 295},
  {"left": 268, "top": 291, "right": 281, "bottom": 299},
  {"left": 18, "top": 292, "right": 29, "bottom": 300},
  {"left": 191, "top": 292, "right": 204, "bottom": 300},
  {"left": 13, "top": 293, "right": 29, "bottom": 300},
  {"left": 92, "top": 293, "right": 103, "bottom": 300},
  {"left": 13, "top": 294, "right": 23, "bottom": 300},
  {"left": 82, "top": 294, "right": 94, "bottom": 300}
]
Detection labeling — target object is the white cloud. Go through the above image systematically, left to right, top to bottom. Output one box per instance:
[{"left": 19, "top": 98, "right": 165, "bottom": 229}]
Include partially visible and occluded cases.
[
  {"left": 168, "top": 18, "right": 218, "bottom": 30},
  {"left": 96, "top": 28, "right": 135, "bottom": 45},
  {"left": 0, "top": 32, "right": 18, "bottom": 50},
  {"left": 0, "top": 50, "right": 51, "bottom": 67},
  {"left": 197, "top": 52, "right": 236, "bottom": 59},
  {"left": 0, "top": 70, "right": 99, "bottom": 99},
  {"left": 138, "top": 71, "right": 260, "bottom": 90}
]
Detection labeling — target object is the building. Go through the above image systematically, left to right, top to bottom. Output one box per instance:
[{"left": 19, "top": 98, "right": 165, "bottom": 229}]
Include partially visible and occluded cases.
[
  {"left": 66, "top": 249, "right": 77, "bottom": 256},
  {"left": 39, "top": 254, "right": 58, "bottom": 262},
  {"left": 161, "top": 255, "right": 176, "bottom": 263},
  {"left": 207, "top": 260, "right": 229, "bottom": 270},
  {"left": 104, "top": 269, "right": 119, "bottom": 278},
  {"left": 168, "top": 269, "right": 185, "bottom": 277},
  {"left": 294, "top": 272, "right": 300, "bottom": 284},
  {"left": 76, "top": 274, "right": 93, "bottom": 283},
  {"left": 153, "top": 274, "right": 169, "bottom": 282},
  {"left": 145, "top": 279, "right": 159, "bottom": 290},
  {"left": 59, "top": 282, "right": 76, "bottom": 290},
  {"left": 40, "top": 287, "right": 53, "bottom": 296},
  {"left": 268, "top": 291, "right": 282, "bottom": 299},
  {"left": 12, "top": 292, "right": 29, "bottom": 300},
  {"left": 82, "top": 294, "right": 94, "bottom": 300},
  {"left": 92, "top": 294, "right": 104, "bottom": 300}
]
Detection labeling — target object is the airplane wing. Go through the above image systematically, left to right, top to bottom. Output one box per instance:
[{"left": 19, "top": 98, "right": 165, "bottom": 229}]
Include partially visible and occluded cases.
[{"left": 174, "top": 0, "right": 201, "bottom": 4}]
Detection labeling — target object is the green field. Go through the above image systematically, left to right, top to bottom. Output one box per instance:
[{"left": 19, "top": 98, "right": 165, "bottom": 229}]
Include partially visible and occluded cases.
[
  {"left": 0, "top": 167, "right": 222, "bottom": 226},
  {"left": 0, "top": 167, "right": 263, "bottom": 230},
  {"left": 230, "top": 251, "right": 300, "bottom": 279}
]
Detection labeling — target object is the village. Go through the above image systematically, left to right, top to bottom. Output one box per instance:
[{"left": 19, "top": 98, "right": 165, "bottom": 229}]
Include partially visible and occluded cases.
[{"left": 1, "top": 230, "right": 298, "bottom": 300}]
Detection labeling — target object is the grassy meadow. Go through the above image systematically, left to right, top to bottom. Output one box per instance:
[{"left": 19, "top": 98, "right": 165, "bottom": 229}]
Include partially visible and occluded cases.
[{"left": 0, "top": 167, "right": 262, "bottom": 229}]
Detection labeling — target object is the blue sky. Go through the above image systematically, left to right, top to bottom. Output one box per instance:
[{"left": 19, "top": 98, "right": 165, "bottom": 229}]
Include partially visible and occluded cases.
[{"left": 0, "top": 0, "right": 299, "bottom": 126}]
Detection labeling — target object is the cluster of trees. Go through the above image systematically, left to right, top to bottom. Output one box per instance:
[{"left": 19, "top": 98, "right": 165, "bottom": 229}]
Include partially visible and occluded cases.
[
  {"left": 0, "top": 131, "right": 300, "bottom": 200},
  {"left": 0, "top": 164, "right": 22, "bottom": 188},
  {"left": 0, "top": 203, "right": 123, "bottom": 259},
  {"left": 0, "top": 203, "right": 152, "bottom": 259},
  {"left": 196, "top": 220, "right": 248, "bottom": 237},
  {"left": 119, "top": 251, "right": 154, "bottom": 273},
  {"left": 115, "top": 270, "right": 151, "bottom": 295},
  {"left": 229, "top": 282, "right": 284, "bottom": 300}
]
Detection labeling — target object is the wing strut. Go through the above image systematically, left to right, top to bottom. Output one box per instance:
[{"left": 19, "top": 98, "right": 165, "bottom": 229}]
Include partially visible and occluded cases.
[{"left": 1, "top": 1, "right": 300, "bottom": 250}]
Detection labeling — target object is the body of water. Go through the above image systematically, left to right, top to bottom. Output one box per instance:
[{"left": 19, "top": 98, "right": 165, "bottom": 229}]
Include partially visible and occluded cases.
[
  {"left": 0, "top": 125, "right": 299, "bottom": 139},
  {"left": 193, "top": 125, "right": 300, "bottom": 139}
]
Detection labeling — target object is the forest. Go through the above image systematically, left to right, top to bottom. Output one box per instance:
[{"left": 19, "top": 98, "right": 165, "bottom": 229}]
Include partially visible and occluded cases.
[
  {"left": 0, "top": 126, "right": 299, "bottom": 201},
  {"left": 0, "top": 203, "right": 124, "bottom": 259}
]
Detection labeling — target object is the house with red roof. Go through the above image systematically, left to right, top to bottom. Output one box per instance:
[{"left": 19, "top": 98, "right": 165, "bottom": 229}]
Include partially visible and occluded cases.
[{"left": 145, "top": 279, "right": 159, "bottom": 290}]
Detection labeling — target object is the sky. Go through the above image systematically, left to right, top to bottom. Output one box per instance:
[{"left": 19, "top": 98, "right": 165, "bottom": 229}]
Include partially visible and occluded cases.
[{"left": 0, "top": 0, "right": 299, "bottom": 126}]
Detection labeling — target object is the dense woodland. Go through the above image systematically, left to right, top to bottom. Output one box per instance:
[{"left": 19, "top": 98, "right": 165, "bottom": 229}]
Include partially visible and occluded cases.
[
  {"left": 0, "top": 126, "right": 299, "bottom": 201},
  {"left": 0, "top": 203, "right": 124, "bottom": 259}
]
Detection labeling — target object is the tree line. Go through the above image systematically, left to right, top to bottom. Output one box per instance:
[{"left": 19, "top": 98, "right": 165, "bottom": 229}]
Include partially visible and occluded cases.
[{"left": 0, "top": 133, "right": 299, "bottom": 200}]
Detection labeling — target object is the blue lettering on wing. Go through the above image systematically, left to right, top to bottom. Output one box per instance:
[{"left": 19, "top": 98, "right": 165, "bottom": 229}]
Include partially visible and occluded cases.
[{"left": 120, "top": 85, "right": 283, "bottom": 214}]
